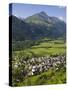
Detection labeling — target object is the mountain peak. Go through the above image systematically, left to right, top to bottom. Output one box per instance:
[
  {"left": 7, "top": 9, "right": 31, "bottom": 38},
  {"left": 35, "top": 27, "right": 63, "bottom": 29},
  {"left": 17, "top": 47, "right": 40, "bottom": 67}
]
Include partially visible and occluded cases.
[
  {"left": 36, "top": 11, "right": 49, "bottom": 21},
  {"left": 38, "top": 11, "right": 48, "bottom": 17},
  {"left": 39, "top": 11, "right": 47, "bottom": 15}
]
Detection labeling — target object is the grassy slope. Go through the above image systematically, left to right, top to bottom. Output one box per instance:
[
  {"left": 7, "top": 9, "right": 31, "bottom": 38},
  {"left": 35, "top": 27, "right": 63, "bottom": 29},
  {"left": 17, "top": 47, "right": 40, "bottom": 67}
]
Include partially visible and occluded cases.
[
  {"left": 12, "top": 39, "right": 66, "bottom": 86},
  {"left": 14, "top": 39, "right": 66, "bottom": 58},
  {"left": 16, "top": 66, "right": 66, "bottom": 86}
]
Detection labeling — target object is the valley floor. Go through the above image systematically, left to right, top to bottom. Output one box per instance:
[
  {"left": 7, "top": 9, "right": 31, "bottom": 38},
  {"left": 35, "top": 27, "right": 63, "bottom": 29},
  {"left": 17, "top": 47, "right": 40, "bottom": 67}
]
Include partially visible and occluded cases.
[{"left": 11, "top": 39, "right": 66, "bottom": 86}]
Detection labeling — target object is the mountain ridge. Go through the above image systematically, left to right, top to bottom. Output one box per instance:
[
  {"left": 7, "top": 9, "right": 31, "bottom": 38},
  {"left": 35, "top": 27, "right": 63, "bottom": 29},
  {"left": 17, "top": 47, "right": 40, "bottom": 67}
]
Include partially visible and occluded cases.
[
  {"left": 10, "top": 11, "right": 66, "bottom": 41},
  {"left": 24, "top": 11, "right": 65, "bottom": 24}
]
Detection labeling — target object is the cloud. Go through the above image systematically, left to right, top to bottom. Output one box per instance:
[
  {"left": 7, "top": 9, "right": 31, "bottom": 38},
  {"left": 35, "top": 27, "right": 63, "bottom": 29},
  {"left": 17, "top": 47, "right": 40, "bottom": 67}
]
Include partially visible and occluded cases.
[{"left": 58, "top": 16, "right": 64, "bottom": 21}]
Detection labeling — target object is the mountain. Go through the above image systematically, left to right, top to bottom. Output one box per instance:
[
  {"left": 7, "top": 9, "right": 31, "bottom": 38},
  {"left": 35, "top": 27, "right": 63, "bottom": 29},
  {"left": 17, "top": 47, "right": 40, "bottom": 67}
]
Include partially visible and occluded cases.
[
  {"left": 10, "top": 11, "right": 66, "bottom": 41},
  {"left": 24, "top": 11, "right": 51, "bottom": 24},
  {"left": 24, "top": 11, "right": 65, "bottom": 24},
  {"left": 10, "top": 16, "right": 34, "bottom": 41}
]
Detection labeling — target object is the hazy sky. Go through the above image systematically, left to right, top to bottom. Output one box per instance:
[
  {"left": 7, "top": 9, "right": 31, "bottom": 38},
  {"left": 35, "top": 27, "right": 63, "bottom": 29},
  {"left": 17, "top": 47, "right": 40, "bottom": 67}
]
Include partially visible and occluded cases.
[{"left": 9, "top": 3, "right": 66, "bottom": 22}]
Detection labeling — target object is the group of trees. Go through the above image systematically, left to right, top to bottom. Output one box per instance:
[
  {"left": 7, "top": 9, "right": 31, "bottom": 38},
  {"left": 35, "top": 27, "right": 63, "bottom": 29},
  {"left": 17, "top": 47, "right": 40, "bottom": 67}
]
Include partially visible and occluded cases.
[{"left": 12, "top": 39, "right": 42, "bottom": 51}]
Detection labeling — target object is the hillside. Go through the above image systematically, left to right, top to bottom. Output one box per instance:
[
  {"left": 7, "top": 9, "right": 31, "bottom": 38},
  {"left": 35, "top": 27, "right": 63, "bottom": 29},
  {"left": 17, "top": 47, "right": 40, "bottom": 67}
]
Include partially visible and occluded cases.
[{"left": 10, "top": 11, "right": 66, "bottom": 41}]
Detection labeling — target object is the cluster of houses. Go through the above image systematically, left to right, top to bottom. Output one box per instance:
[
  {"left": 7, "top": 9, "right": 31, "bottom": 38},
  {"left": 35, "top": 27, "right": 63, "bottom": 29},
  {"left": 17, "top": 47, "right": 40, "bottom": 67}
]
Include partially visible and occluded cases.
[{"left": 14, "top": 55, "right": 66, "bottom": 77}]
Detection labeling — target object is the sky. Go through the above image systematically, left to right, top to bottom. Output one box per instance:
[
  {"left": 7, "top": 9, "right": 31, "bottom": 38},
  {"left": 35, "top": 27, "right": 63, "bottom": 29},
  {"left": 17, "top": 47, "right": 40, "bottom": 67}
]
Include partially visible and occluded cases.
[{"left": 9, "top": 3, "right": 66, "bottom": 22}]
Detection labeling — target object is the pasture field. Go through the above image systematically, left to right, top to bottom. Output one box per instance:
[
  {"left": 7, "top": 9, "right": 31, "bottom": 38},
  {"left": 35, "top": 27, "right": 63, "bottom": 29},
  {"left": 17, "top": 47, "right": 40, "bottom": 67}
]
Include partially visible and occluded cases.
[
  {"left": 12, "top": 39, "right": 66, "bottom": 86},
  {"left": 13, "top": 39, "right": 66, "bottom": 58},
  {"left": 16, "top": 66, "right": 66, "bottom": 86}
]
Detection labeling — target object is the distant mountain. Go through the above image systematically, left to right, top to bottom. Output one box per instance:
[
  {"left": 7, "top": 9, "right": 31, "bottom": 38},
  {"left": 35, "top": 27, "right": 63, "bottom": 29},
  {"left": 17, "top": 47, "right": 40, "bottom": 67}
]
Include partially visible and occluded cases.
[
  {"left": 10, "top": 11, "right": 66, "bottom": 41},
  {"left": 24, "top": 11, "right": 50, "bottom": 24},
  {"left": 24, "top": 11, "right": 65, "bottom": 24},
  {"left": 10, "top": 16, "right": 34, "bottom": 41}
]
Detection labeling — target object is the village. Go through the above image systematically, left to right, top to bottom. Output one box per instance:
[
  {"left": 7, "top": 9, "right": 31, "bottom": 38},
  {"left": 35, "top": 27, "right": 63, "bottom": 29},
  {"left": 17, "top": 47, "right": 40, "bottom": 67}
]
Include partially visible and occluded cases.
[{"left": 14, "top": 55, "right": 66, "bottom": 78}]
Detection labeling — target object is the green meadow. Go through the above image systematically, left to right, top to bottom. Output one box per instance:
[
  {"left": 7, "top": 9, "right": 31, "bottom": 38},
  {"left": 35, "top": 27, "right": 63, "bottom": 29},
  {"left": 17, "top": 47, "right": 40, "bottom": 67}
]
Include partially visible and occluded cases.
[
  {"left": 12, "top": 39, "right": 66, "bottom": 86},
  {"left": 13, "top": 39, "right": 66, "bottom": 58},
  {"left": 16, "top": 66, "right": 66, "bottom": 86}
]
